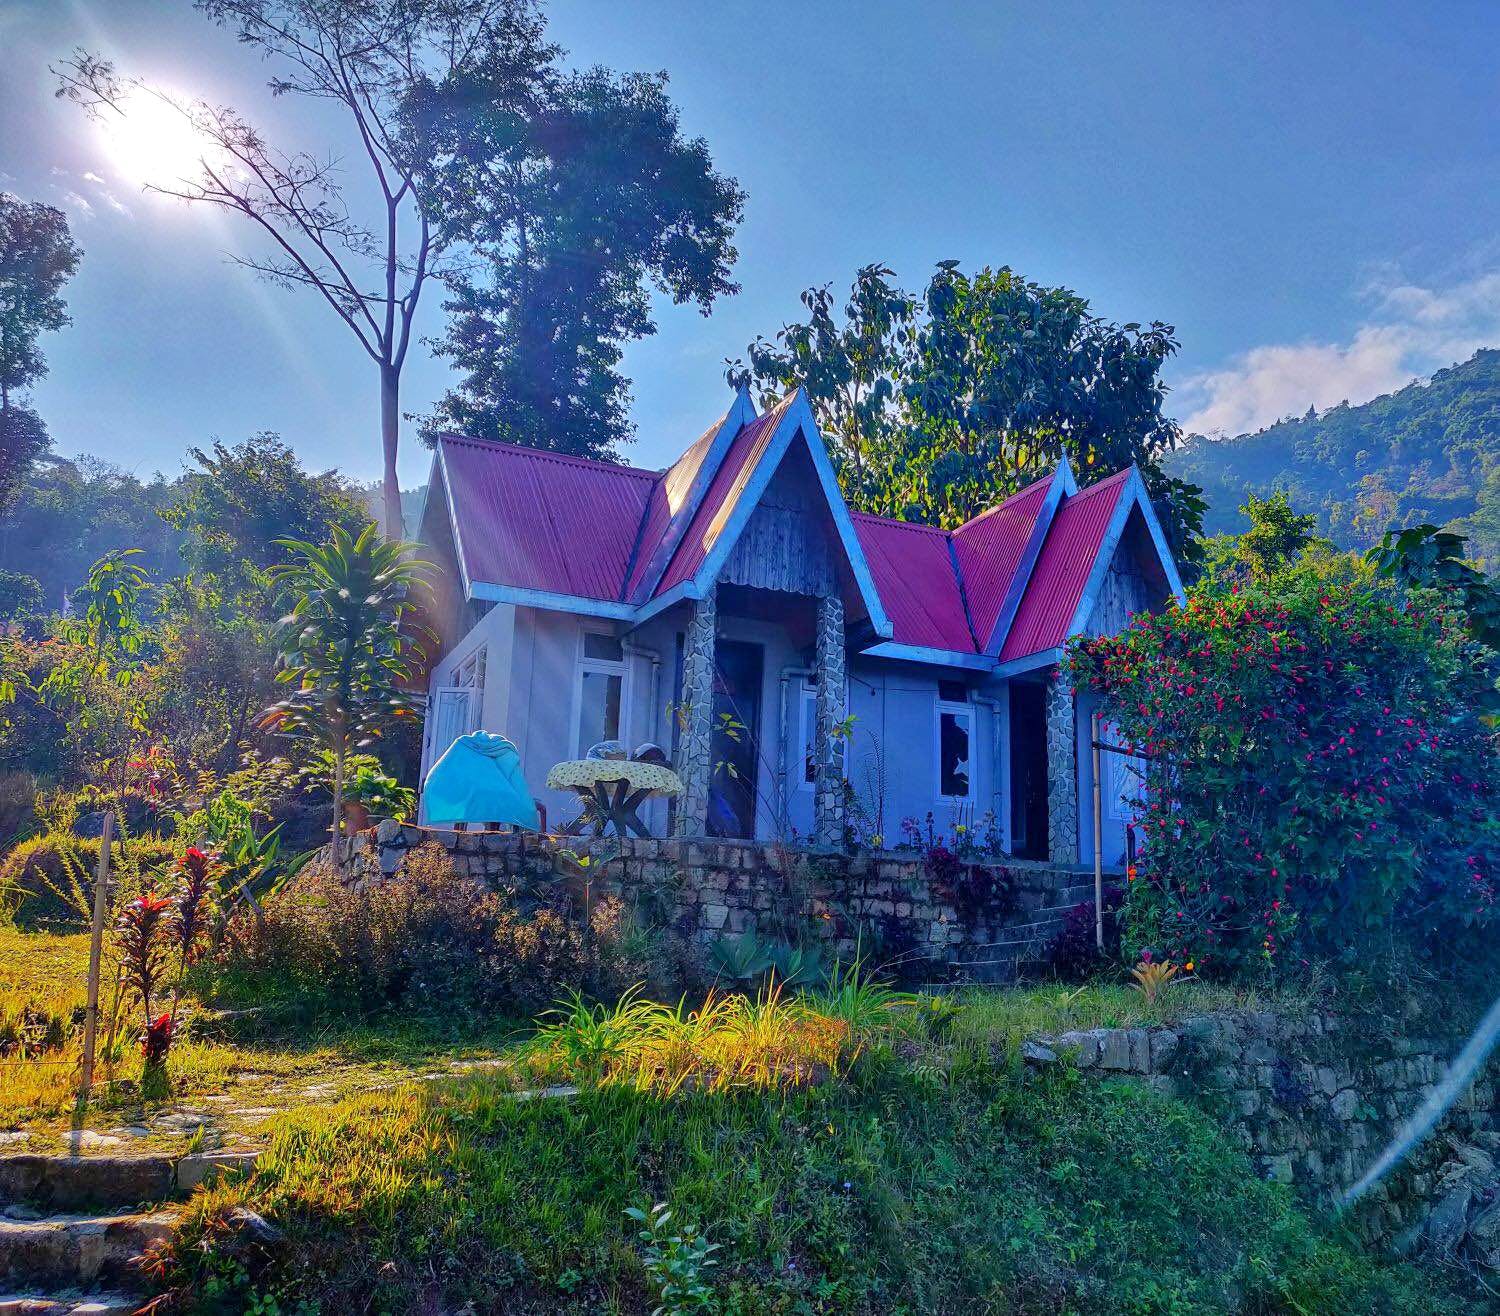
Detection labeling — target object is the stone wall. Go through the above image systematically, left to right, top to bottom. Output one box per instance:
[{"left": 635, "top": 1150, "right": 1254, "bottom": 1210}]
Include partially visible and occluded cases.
[
  {"left": 348, "top": 824, "right": 1098, "bottom": 985},
  {"left": 1027, "top": 1009, "right": 1500, "bottom": 1253}
]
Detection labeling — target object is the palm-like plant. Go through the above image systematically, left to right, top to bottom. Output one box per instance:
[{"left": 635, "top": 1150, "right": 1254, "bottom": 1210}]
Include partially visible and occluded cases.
[{"left": 262, "top": 525, "right": 431, "bottom": 870}]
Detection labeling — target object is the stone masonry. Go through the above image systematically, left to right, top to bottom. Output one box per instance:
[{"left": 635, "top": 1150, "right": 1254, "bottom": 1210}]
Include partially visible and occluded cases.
[
  {"left": 673, "top": 585, "right": 717, "bottom": 838},
  {"left": 813, "top": 591, "right": 847, "bottom": 847},
  {"left": 1044, "top": 667, "right": 1078, "bottom": 864},
  {"left": 349, "top": 824, "right": 1096, "bottom": 985},
  {"left": 1025, "top": 1009, "right": 1499, "bottom": 1251}
]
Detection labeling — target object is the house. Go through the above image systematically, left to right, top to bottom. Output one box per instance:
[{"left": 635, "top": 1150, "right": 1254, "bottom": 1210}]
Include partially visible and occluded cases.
[{"left": 414, "top": 385, "right": 1184, "bottom": 866}]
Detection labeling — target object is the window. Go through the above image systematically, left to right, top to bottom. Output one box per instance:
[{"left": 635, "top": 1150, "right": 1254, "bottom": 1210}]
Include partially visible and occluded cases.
[
  {"left": 574, "top": 630, "right": 626, "bottom": 755},
  {"left": 451, "top": 645, "right": 486, "bottom": 689},
  {"left": 799, "top": 680, "right": 847, "bottom": 789},
  {"left": 936, "top": 695, "right": 972, "bottom": 800}
]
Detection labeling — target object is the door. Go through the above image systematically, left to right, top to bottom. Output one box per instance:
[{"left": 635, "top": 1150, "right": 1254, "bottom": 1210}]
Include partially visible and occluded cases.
[
  {"left": 709, "top": 640, "right": 763, "bottom": 838},
  {"left": 1008, "top": 681, "right": 1048, "bottom": 859},
  {"left": 424, "top": 686, "right": 479, "bottom": 780}
]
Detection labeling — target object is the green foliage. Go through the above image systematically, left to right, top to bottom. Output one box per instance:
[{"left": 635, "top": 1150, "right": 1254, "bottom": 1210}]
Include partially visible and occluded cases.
[
  {"left": 418, "top": 56, "right": 744, "bottom": 461},
  {"left": 0, "top": 193, "right": 82, "bottom": 511},
  {"left": 744, "top": 261, "right": 1205, "bottom": 564},
  {"left": 1170, "top": 347, "right": 1500, "bottom": 568},
  {"left": 1237, "top": 490, "right": 1321, "bottom": 580},
  {"left": 1367, "top": 521, "right": 1500, "bottom": 651},
  {"left": 264, "top": 525, "right": 429, "bottom": 860},
  {"left": 0, "top": 568, "right": 41, "bottom": 620},
  {"left": 1071, "top": 573, "right": 1500, "bottom": 976},
  {"left": 342, "top": 761, "right": 416, "bottom": 822},
  {"left": 0, "top": 830, "right": 175, "bottom": 928},
  {"left": 174, "top": 1054, "right": 1459, "bottom": 1313},
  {"left": 625, "top": 1200, "right": 720, "bottom": 1316}
]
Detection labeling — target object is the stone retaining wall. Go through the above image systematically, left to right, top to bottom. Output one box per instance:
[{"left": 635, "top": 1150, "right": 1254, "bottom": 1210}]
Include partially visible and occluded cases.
[
  {"left": 347, "top": 825, "right": 1099, "bottom": 984},
  {"left": 1027, "top": 1009, "right": 1499, "bottom": 1253}
]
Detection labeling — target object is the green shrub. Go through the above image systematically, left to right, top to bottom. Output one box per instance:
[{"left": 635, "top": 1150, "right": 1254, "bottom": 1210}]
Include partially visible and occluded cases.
[
  {"left": 1071, "top": 574, "right": 1499, "bottom": 976},
  {"left": 0, "top": 831, "right": 175, "bottom": 928},
  {"left": 215, "top": 842, "right": 653, "bottom": 1017}
]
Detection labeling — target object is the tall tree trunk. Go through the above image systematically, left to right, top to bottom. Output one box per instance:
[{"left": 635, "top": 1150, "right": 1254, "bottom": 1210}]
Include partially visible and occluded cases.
[
  {"left": 380, "top": 361, "right": 403, "bottom": 541},
  {"left": 331, "top": 738, "right": 346, "bottom": 875}
]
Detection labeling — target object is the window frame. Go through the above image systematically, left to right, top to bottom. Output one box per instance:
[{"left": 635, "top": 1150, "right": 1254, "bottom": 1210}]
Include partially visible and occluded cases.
[
  {"left": 570, "top": 626, "right": 629, "bottom": 758},
  {"left": 450, "top": 644, "right": 486, "bottom": 690},
  {"left": 798, "top": 678, "right": 849, "bottom": 792},
  {"left": 935, "top": 693, "right": 974, "bottom": 803}
]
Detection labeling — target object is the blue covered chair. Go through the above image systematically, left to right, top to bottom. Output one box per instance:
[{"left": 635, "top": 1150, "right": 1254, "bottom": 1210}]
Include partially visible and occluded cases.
[{"left": 423, "top": 731, "right": 541, "bottom": 830}]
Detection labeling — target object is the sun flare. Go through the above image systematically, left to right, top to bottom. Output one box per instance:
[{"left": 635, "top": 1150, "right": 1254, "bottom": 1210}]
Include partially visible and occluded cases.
[{"left": 99, "top": 90, "right": 214, "bottom": 190}]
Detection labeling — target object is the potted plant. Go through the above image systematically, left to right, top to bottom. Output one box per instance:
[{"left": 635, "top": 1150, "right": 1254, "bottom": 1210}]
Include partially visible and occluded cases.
[{"left": 343, "top": 763, "right": 417, "bottom": 831}]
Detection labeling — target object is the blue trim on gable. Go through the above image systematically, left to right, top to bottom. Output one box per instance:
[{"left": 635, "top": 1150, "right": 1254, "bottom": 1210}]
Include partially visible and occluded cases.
[
  {"left": 627, "top": 390, "right": 757, "bottom": 604},
  {"left": 689, "top": 390, "right": 894, "bottom": 641},
  {"left": 434, "top": 445, "right": 475, "bottom": 600},
  {"left": 984, "top": 458, "right": 1075, "bottom": 658},
  {"left": 1065, "top": 466, "right": 1185, "bottom": 640},
  {"left": 631, "top": 579, "right": 697, "bottom": 626},
  {"left": 468, "top": 581, "right": 638, "bottom": 620},
  {"left": 860, "top": 641, "right": 993, "bottom": 671},
  {"left": 991, "top": 646, "right": 1064, "bottom": 678}
]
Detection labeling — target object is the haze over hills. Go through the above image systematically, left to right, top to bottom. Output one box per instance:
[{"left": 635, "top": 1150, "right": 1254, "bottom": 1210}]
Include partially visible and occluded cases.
[{"left": 1167, "top": 348, "right": 1500, "bottom": 570}]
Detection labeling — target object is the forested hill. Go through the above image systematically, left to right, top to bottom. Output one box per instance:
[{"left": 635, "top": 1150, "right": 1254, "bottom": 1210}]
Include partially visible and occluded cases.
[{"left": 1167, "top": 348, "right": 1500, "bottom": 569}]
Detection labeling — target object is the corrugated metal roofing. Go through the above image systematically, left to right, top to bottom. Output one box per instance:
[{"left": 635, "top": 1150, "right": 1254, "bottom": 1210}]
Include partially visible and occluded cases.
[
  {"left": 654, "top": 395, "right": 796, "bottom": 595},
  {"left": 434, "top": 406, "right": 1150, "bottom": 668},
  {"left": 623, "top": 413, "right": 724, "bottom": 601},
  {"left": 439, "top": 435, "right": 656, "bottom": 603},
  {"left": 999, "top": 469, "right": 1132, "bottom": 662},
  {"left": 951, "top": 475, "right": 1053, "bottom": 649},
  {"left": 852, "top": 514, "right": 976, "bottom": 653}
]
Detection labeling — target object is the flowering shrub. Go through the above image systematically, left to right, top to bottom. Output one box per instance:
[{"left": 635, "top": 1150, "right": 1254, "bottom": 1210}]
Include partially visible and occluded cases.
[{"left": 1070, "top": 574, "right": 1499, "bottom": 975}]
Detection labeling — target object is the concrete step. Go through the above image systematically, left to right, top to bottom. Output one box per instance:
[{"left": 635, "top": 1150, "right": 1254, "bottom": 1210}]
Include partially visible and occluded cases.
[
  {"left": 0, "top": 1153, "right": 258, "bottom": 1212},
  {"left": 0, "top": 1212, "right": 176, "bottom": 1290},
  {"left": 0, "top": 1291, "right": 145, "bottom": 1315}
]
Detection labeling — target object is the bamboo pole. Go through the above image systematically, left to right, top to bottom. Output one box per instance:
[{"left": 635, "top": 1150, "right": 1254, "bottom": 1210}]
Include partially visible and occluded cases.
[
  {"left": 1091, "top": 713, "right": 1104, "bottom": 954},
  {"left": 79, "top": 811, "right": 114, "bottom": 1094}
]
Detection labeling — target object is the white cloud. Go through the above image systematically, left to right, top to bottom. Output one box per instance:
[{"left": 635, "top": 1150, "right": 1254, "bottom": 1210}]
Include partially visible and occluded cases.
[
  {"left": 46, "top": 167, "right": 133, "bottom": 221},
  {"left": 1174, "top": 269, "right": 1500, "bottom": 438}
]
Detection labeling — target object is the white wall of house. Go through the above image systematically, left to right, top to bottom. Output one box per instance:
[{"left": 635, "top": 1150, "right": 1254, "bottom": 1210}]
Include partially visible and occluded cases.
[{"left": 422, "top": 602, "right": 1020, "bottom": 847}]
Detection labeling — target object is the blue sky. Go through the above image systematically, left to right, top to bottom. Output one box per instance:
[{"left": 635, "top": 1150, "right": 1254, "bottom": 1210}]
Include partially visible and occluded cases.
[{"left": 2, "top": 0, "right": 1497, "bottom": 488}]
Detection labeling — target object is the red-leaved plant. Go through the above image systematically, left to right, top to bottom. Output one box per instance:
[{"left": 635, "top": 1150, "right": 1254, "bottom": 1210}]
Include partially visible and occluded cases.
[
  {"left": 168, "top": 847, "right": 220, "bottom": 1039},
  {"left": 115, "top": 891, "right": 174, "bottom": 1065}
]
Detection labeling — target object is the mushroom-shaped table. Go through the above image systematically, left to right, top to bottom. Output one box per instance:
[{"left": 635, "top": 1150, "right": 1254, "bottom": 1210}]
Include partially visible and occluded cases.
[{"left": 545, "top": 758, "right": 683, "bottom": 838}]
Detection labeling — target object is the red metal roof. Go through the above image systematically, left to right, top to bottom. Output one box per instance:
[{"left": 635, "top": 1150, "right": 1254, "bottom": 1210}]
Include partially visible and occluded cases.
[
  {"left": 654, "top": 396, "right": 796, "bottom": 595},
  {"left": 434, "top": 404, "right": 1149, "bottom": 666},
  {"left": 623, "top": 414, "right": 724, "bottom": 601},
  {"left": 439, "top": 435, "right": 656, "bottom": 603},
  {"left": 998, "top": 469, "right": 1132, "bottom": 662},
  {"left": 951, "top": 475, "right": 1053, "bottom": 649},
  {"left": 853, "top": 514, "right": 976, "bottom": 652}
]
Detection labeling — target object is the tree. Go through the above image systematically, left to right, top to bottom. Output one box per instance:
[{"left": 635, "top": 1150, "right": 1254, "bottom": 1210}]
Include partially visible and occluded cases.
[
  {"left": 56, "top": 1, "right": 557, "bottom": 537},
  {"left": 418, "top": 65, "right": 743, "bottom": 459},
  {"left": 0, "top": 195, "right": 81, "bottom": 511},
  {"left": 744, "top": 262, "right": 1204, "bottom": 564},
  {"left": 744, "top": 264, "right": 916, "bottom": 509},
  {"left": 162, "top": 434, "right": 369, "bottom": 596},
  {"left": 1235, "top": 491, "right": 1320, "bottom": 580},
  {"left": 1366, "top": 523, "right": 1500, "bottom": 652},
  {"left": 264, "top": 525, "right": 430, "bottom": 868},
  {"left": 1071, "top": 574, "right": 1499, "bottom": 977}
]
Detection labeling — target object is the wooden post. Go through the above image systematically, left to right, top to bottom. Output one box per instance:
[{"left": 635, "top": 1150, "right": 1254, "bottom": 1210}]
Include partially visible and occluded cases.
[
  {"left": 1091, "top": 713, "right": 1104, "bottom": 954},
  {"left": 79, "top": 811, "right": 114, "bottom": 1095}
]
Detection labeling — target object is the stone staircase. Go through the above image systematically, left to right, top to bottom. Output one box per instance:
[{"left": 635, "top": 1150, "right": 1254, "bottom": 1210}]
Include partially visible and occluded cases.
[
  {"left": 950, "top": 878, "right": 1100, "bottom": 985},
  {"left": 0, "top": 1152, "right": 256, "bottom": 1315}
]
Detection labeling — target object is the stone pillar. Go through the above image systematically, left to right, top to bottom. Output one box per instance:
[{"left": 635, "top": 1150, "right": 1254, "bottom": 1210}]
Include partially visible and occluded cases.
[
  {"left": 673, "top": 585, "right": 717, "bottom": 838},
  {"left": 813, "top": 592, "right": 847, "bottom": 846},
  {"left": 1045, "top": 667, "right": 1079, "bottom": 865}
]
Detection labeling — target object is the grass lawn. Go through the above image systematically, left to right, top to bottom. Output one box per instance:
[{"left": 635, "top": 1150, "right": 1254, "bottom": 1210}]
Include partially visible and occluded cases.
[
  {"left": 0, "top": 923, "right": 532, "bottom": 1154},
  {"left": 178, "top": 1048, "right": 1463, "bottom": 1315}
]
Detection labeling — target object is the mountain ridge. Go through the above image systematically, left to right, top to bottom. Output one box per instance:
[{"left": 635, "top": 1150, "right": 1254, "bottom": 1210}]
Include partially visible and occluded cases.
[{"left": 1166, "top": 348, "right": 1500, "bottom": 569}]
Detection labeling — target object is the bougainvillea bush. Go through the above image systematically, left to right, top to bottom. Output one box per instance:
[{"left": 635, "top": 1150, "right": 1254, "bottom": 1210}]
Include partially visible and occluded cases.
[{"left": 1070, "top": 574, "right": 1499, "bottom": 977}]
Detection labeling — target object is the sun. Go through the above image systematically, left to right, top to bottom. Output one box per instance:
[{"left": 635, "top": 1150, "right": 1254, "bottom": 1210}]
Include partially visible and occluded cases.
[{"left": 100, "top": 90, "right": 216, "bottom": 191}]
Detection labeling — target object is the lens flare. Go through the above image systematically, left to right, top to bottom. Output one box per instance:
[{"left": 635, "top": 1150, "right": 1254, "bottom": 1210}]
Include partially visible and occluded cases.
[{"left": 99, "top": 90, "right": 214, "bottom": 191}]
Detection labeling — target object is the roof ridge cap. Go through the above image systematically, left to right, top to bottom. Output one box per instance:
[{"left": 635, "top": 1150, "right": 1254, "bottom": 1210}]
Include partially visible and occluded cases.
[{"left": 437, "top": 432, "right": 659, "bottom": 480}]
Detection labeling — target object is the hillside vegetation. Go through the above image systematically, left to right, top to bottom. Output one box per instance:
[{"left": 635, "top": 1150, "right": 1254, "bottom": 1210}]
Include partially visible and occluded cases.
[{"left": 1169, "top": 348, "right": 1500, "bottom": 568}]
